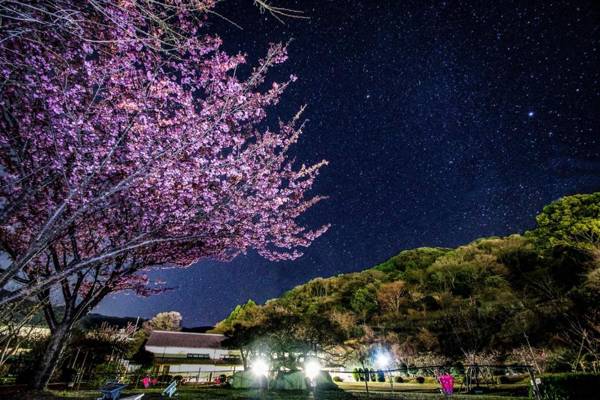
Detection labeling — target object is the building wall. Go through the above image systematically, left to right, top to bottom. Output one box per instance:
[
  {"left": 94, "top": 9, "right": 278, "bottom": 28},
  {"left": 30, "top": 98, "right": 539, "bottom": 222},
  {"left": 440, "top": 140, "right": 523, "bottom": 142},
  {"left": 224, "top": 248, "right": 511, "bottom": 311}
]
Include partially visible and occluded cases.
[
  {"left": 146, "top": 344, "right": 243, "bottom": 383},
  {"left": 145, "top": 345, "right": 239, "bottom": 359},
  {"left": 154, "top": 362, "right": 244, "bottom": 383},
  {"left": 167, "top": 364, "right": 242, "bottom": 373}
]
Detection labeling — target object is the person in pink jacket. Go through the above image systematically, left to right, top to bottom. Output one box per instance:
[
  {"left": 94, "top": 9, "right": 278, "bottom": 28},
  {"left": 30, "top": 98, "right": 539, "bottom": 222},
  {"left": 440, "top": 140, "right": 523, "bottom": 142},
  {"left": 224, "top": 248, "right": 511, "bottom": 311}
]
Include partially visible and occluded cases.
[
  {"left": 439, "top": 372, "right": 454, "bottom": 397},
  {"left": 142, "top": 375, "right": 150, "bottom": 389}
]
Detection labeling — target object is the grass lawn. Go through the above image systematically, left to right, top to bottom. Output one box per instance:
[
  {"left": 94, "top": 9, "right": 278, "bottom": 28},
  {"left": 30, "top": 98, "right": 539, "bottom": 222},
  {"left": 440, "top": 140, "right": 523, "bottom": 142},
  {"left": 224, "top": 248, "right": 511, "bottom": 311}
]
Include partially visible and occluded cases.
[
  {"left": 337, "top": 381, "right": 528, "bottom": 395},
  {"left": 0, "top": 383, "right": 530, "bottom": 400}
]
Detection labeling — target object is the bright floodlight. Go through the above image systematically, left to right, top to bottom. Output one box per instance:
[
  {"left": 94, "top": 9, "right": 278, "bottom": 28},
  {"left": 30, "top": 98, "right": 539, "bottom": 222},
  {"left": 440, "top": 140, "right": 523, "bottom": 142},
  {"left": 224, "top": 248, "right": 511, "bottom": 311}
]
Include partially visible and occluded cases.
[
  {"left": 375, "top": 352, "right": 391, "bottom": 369},
  {"left": 252, "top": 358, "right": 269, "bottom": 377},
  {"left": 305, "top": 359, "right": 321, "bottom": 380}
]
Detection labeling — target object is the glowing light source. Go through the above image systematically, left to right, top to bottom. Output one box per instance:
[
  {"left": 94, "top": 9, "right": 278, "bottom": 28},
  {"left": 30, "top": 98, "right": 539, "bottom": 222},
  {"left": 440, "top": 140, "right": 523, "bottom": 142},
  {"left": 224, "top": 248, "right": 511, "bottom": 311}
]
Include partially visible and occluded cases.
[
  {"left": 374, "top": 350, "right": 395, "bottom": 393},
  {"left": 375, "top": 352, "right": 391, "bottom": 369},
  {"left": 251, "top": 358, "right": 270, "bottom": 377},
  {"left": 304, "top": 359, "right": 321, "bottom": 381}
]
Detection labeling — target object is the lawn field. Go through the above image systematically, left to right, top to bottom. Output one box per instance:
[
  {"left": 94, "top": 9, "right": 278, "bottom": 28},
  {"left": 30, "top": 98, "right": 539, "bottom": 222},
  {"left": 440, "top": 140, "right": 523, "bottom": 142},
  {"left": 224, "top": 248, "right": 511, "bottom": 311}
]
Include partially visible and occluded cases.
[{"left": 0, "top": 383, "right": 530, "bottom": 400}]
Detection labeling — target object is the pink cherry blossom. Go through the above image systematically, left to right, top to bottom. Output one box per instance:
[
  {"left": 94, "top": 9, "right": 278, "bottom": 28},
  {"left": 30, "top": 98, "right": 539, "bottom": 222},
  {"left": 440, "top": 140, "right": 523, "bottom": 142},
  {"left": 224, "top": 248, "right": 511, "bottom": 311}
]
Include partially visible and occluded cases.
[{"left": 0, "top": 0, "right": 329, "bottom": 304}]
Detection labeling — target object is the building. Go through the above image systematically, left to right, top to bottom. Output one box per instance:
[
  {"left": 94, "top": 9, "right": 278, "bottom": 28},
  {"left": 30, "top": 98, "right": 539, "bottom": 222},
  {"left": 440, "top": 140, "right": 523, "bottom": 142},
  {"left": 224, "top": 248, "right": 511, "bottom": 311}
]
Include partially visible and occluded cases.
[{"left": 145, "top": 330, "right": 244, "bottom": 382}]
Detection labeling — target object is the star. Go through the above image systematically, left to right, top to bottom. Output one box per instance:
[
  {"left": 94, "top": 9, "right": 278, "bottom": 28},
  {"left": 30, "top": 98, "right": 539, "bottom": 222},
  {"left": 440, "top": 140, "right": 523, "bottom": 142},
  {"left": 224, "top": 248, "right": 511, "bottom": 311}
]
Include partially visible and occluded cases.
[{"left": 97, "top": 0, "right": 600, "bottom": 326}]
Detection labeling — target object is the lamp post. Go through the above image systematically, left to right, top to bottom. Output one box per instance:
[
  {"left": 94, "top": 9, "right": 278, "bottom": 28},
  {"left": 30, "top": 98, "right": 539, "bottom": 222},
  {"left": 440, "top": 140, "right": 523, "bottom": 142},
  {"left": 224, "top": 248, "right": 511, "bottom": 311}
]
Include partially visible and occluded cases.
[
  {"left": 375, "top": 351, "right": 394, "bottom": 395},
  {"left": 251, "top": 358, "right": 269, "bottom": 398},
  {"left": 304, "top": 359, "right": 321, "bottom": 399}
]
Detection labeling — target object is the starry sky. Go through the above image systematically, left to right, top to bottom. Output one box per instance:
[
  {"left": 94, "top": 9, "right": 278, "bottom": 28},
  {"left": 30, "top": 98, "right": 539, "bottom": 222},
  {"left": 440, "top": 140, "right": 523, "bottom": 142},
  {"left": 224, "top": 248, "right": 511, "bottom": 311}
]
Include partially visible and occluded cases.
[{"left": 96, "top": 0, "right": 600, "bottom": 327}]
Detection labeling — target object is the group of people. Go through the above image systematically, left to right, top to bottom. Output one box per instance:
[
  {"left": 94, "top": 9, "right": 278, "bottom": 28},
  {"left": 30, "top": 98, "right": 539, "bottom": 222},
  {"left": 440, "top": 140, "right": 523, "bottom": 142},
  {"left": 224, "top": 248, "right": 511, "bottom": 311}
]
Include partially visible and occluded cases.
[{"left": 140, "top": 376, "right": 159, "bottom": 389}]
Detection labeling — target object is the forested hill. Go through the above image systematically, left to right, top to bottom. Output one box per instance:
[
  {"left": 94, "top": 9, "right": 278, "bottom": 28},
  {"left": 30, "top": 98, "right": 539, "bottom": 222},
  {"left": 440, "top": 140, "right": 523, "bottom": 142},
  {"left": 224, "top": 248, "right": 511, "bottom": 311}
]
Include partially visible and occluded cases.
[
  {"left": 214, "top": 192, "right": 600, "bottom": 371},
  {"left": 25, "top": 308, "right": 144, "bottom": 329}
]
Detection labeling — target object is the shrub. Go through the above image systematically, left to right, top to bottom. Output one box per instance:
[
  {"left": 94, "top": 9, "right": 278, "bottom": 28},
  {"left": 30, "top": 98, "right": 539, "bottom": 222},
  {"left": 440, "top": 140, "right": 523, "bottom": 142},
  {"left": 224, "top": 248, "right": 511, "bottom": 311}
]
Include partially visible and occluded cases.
[
  {"left": 15, "top": 337, "right": 50, "bottom": 384},
  {"left": 545, "top": 352, "right": 572, "bottom": 373},
  {"left": 90, "top": 362, "right": 120, "bottom": 387},
  {"left": 398, "top": 363, "right": 408, "bottom": 375},
  {"left": 450, "top": 363, "right": 465, "bottom": 375},
  {"left": 60, "top": 367, "right": 77, "bottom": 384},
  {"left": 352, "top": 368, "right": 360, "bottom": 381},
  {"left": 357, "top": 368, "right": 365, "bottom": 381},
  {"left": 370, "top": 369, "right": 377, "bottom": 382},
  {"left": 377, "top": 370, "right": 385, "bottom": 382},
  {"left": 539, "top": 373, "right": 600, "bottom": 400},
  {"left": 497, "top": 374, "right": 527, "bottom": 384},
  {"left": 333, "top": 376, "right": 344, "bottom": 382},
  {"left": 394, "top": 376, "right": 404, "bottom": 383},
  {"left": 416, "top": 376, "right": 425, "bottom": 384}
]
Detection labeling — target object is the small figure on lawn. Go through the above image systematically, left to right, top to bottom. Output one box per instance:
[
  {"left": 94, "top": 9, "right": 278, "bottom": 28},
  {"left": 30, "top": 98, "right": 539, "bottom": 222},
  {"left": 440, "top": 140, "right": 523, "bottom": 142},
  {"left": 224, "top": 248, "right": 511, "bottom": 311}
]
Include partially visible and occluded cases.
[{"left": 439, "top": 372, "right": 454, "bottom": 398}]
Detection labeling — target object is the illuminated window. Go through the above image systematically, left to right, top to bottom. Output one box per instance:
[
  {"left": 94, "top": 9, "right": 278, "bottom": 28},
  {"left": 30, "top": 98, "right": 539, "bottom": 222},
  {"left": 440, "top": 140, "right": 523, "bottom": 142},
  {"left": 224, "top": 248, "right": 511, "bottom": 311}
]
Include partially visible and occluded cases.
[{"left": 187, "top": 353, "right": 210, "bottom": 359}]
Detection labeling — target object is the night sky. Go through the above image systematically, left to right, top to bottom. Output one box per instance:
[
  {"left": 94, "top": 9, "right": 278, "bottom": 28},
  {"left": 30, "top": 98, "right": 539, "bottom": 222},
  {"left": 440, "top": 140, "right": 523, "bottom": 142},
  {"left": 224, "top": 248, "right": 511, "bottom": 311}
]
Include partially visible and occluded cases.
[{"left": 96, "top": 0, "right": 600, "bottom": 326}]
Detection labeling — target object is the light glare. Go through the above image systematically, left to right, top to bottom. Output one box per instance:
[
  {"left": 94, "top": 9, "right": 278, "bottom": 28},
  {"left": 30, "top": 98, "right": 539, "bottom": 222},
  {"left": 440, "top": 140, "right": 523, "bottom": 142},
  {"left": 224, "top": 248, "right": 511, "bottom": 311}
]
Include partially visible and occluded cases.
[
  {"left": 375, "top": 352, "right": 391, "bottom": 369},
  {"left": 251, "top": 358, "right": 269, "bottom": 377},
  {"left": 305, "top": 359, "right": 321, "bottom": 380}
]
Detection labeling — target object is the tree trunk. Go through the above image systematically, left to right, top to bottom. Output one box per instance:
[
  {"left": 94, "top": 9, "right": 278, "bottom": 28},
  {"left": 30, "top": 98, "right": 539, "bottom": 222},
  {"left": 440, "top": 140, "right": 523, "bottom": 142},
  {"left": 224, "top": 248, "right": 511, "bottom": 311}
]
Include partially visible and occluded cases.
[
  {"left": 31, "top": 323, "right": 71, "bottom": 390},
  {"left": 240, "top": 347, "right": 247, "bottom": 369}
]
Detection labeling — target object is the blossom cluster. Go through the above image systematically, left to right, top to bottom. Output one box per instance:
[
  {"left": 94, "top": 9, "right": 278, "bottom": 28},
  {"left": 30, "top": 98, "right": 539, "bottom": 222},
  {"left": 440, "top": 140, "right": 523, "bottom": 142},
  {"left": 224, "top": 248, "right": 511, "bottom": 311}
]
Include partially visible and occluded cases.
[{"left": 0, "top": 0, "right": 328, "bottom": 298}]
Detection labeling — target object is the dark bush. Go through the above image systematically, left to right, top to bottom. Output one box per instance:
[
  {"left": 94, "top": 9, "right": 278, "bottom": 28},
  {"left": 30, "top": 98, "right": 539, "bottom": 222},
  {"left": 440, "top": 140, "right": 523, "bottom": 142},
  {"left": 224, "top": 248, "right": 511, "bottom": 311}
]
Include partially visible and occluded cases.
[
  {"left": 15, "top": 337, "right": 50, "bottom": 384},
  {"left": 545, "top": 355, "right": 572, "bottom": 373},
  {"left": 89, "top": 362, "right": 120, "bottom": 387},
  {"left": 398, "top": 363, "right": 408, "bottom": 375},
  {"left": 450, "top": 363, "right": 465, "bottom": 375},
  {"left": 61, "top": 367, "right": 76, "bottom": 385},
  {"left": 358, "top": 368, "right": 365, "bottom": 381},
  {"left": 370, "top": 369, "right": 377, "bottom": 382},
  {"left": 377, "top": 370, "right": 385, "bottom": 382},
  {"left": 540, "top": 373, "right": 600, "bottom": 400},
  {"left": 497, "top": 374, "right": 526, "bottom": 384},
  {"left": 333, "top": 376, "right": 344, "bottom": 382},
  {"left": 394, "top": 376, "right": 404, "bottom": 383},
  {"left": 416, "top": 376, "right": 425, "bottom": 384}
]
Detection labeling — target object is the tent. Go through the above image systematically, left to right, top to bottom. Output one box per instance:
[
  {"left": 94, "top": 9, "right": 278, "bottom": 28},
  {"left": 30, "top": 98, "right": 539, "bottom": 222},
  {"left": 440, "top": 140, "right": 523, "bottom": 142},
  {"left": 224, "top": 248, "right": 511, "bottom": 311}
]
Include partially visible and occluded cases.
[
  {"left": 230, "top": 370, "right": 337, "bottom": 391},
  {"left": 230, "top": 371, "right": 261, "bottom": 389},
  {"left": 271, "top": 371, "right": 307, "bottom": 390},
  {"left": 314, "top": 371, "right": 337, "bottom": 389}
]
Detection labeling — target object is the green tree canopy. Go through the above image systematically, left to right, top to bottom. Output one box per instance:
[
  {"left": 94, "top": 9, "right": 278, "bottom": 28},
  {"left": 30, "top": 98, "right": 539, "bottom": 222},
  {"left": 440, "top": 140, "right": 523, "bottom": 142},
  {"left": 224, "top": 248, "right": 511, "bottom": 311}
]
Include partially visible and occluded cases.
[{"left": 530, "top": 192, "right": 600, "bottom": 260}]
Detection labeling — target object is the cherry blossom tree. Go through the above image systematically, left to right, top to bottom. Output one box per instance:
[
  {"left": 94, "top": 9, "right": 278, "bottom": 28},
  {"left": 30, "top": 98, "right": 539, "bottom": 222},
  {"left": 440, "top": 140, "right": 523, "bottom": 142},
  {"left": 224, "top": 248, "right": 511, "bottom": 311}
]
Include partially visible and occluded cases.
[
  {"left": 0, "top": 0, "right": 328, "bottom": 388},
  {"left": 143, "top": 311, "right": 183, "bottom": 333}
]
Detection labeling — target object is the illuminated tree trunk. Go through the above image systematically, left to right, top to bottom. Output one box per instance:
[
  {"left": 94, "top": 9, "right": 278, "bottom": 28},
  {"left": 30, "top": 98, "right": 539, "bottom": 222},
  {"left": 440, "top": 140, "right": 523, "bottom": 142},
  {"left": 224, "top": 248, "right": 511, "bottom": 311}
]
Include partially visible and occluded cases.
[
  {"left": 30, "top": 281, "right": 110, "bottom": 389},
  {"left": 32, "top": 322, "right": 72, "bottom": 389}
]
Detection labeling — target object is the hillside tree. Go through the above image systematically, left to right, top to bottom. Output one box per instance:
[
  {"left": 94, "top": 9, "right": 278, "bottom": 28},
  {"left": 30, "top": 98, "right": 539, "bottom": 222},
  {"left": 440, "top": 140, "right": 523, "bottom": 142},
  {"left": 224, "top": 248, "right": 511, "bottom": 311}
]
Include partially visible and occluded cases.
[
  {"left": 530, "top": 192, "right": 600, "bottom": 264},
  {"left": 143, "top": 312, "right": 182, "bottom": 334}
]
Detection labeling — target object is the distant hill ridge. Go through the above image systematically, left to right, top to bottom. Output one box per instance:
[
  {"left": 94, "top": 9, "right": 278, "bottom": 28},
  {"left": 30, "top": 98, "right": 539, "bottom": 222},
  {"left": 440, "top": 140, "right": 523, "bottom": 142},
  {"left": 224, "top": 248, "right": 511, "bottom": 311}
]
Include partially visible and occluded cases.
[{"left": 212, "top": 193, "right": 600, "bottom": 370}]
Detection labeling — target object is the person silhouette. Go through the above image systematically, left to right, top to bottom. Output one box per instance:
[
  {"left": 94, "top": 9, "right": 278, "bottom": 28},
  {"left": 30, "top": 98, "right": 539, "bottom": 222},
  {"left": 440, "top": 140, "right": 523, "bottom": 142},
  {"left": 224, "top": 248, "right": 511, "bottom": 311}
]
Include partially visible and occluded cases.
[{"left": 439, "top": 372, "right": 454, "bottom": 397}]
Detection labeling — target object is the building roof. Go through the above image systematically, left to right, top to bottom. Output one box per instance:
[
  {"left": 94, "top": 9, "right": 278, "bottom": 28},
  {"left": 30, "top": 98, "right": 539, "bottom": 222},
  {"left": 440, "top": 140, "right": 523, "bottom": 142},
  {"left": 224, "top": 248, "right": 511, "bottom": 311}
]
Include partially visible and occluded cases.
[{"left": 146, "top": 330, "right": 227, "bottom": 349}]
